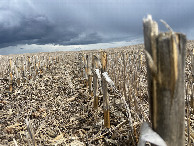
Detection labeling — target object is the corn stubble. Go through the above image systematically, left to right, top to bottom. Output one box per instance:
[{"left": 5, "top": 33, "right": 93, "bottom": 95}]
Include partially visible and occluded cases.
[{"left": 0, "top": 41, "right": 193, "bottom": 145}]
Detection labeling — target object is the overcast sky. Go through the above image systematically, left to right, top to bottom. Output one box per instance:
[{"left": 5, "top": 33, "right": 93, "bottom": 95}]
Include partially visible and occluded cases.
[{"left": 0, "top": 0, "right": 194, "bottom": 54}]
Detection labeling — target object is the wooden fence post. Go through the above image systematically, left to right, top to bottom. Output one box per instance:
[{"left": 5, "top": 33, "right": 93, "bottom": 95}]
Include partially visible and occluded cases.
[
  {"left": 143, "top": 15, "right": 186, "bottom": 145},
  {"left": 101, "top": 51, "right": 110, "bottom": 128}
]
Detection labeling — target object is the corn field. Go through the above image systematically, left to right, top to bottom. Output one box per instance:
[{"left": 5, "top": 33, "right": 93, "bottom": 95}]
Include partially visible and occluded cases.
[{"left": 0, "top": 38, "right": 193, "bottom": 145}]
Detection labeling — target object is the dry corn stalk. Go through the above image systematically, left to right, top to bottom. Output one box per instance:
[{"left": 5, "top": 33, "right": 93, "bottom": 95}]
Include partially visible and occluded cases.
[
  {"left": 143, "top": 15, "right": 186, "bottom": 146},
  {"left": 101, "top": 51, "right": 110, "bottom": 128},
  {"left": 92, "top": 55, "right": 101, "bottom": 109}
]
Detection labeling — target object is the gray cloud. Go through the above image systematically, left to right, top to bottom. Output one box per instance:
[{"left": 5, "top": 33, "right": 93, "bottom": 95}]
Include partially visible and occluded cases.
[{"left": 0, "top": 0, "right": 194, "bottom": 49}]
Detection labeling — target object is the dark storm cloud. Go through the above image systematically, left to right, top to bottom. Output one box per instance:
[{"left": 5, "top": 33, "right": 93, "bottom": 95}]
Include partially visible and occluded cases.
[
  {"left": 0, "top": 0, "right": 194, "bottom": 49},
  {"left": 0, "top": 0, "right": 54, "bottom": 47},
  {"left": 0, "top": 15, "right": 53, "bottom": 46}
]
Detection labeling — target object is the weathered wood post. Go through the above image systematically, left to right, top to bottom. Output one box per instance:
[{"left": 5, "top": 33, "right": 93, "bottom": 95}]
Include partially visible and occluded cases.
[
  {"left": 143, "top": 15, "right": 186, "bottom": 145},
  {"left": 101, "top": 51, "right": 110, "bottom": 128}
]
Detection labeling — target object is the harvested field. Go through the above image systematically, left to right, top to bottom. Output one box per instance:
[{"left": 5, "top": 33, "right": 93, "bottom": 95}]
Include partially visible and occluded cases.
[{"left": 0, "top": 41, "right": 193, "bottom": 145}]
